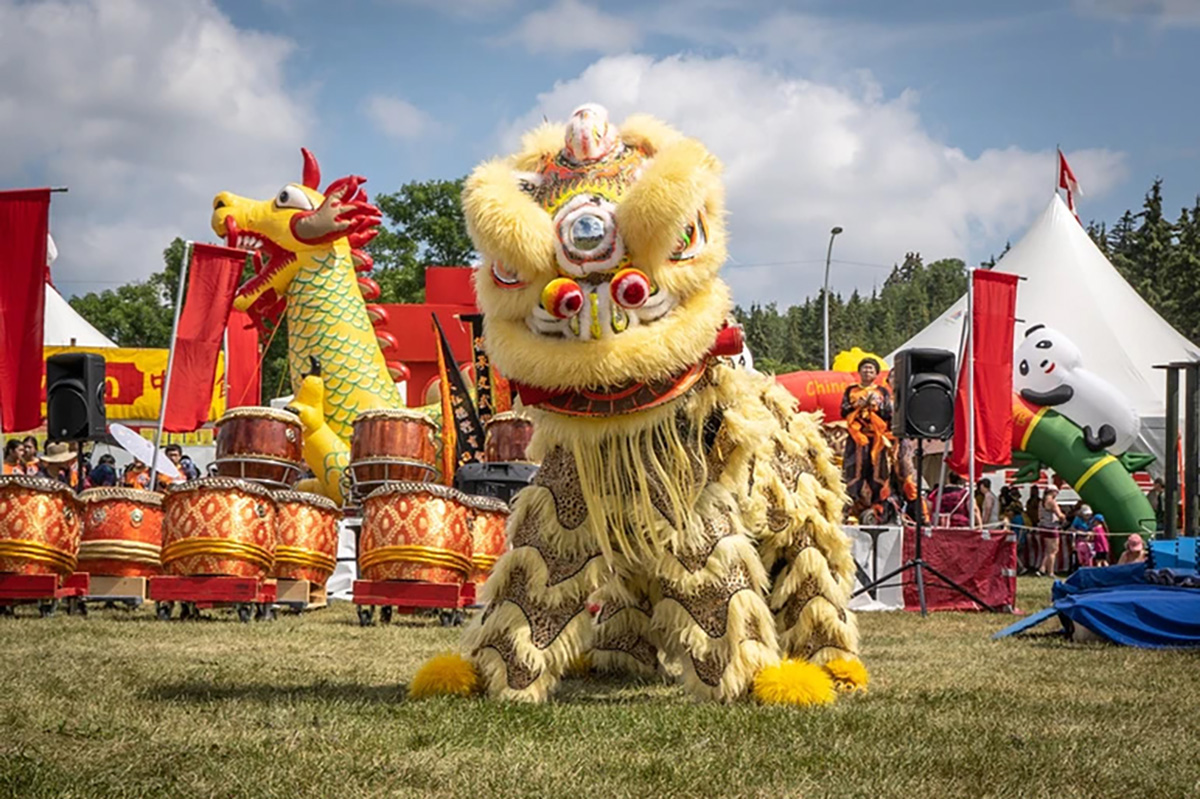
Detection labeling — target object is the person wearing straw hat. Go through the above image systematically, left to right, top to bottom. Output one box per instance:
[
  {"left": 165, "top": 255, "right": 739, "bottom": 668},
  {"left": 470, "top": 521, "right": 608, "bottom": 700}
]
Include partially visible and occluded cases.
[{"left": 37, "top": 442, "right": 76, "bottom": 484}]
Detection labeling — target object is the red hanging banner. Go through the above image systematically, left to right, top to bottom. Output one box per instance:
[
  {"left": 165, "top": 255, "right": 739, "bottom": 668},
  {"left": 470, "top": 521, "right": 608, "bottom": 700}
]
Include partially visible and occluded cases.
[
  {"left": 0, "top": 189, "right": 51, "bottom": 433},
  {"left": 163, "top": 244, "right": 247, "bottom": 432},
  {"left": 948, "top": 270, "right": 1019, "bottom": 476},
  {"left": 226, "top": 309, "right": 261, "bottom": 409}
]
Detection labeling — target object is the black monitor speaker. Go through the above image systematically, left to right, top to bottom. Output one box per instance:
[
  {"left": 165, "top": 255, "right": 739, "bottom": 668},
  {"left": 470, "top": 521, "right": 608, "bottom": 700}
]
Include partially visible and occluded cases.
[
  {"left": 892, "top": 348, "right": 955, "bottom": 440},
  {"left": 46, "top": 352, "right": 107, "bottom": 442}
]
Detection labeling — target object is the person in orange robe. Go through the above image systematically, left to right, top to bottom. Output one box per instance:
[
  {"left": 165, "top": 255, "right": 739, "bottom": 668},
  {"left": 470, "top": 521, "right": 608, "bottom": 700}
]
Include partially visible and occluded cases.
[{"left": 840, "top": 358, "right": 893, "bottom": 521}]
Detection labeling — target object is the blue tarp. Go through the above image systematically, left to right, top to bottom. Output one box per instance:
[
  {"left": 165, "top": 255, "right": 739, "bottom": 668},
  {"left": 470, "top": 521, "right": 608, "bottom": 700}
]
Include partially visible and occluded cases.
[
  {"left": 994, "top": 561, "right": 1200, "bottom": 648},
  {"left": 1055, "top": 585, "right": 1200, "bottom": 649}
]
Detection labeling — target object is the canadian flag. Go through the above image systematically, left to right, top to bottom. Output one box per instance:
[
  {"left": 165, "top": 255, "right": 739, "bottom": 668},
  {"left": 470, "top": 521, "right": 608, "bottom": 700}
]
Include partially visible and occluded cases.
[{"left": 1058, "top": 149, "right": 1082, "bottom": 223}]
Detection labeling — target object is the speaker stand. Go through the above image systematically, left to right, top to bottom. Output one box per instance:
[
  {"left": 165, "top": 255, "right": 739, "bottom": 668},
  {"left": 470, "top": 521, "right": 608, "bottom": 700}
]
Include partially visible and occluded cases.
[{"left": 852, "top": 438, "right": 998, "bottom": 616}]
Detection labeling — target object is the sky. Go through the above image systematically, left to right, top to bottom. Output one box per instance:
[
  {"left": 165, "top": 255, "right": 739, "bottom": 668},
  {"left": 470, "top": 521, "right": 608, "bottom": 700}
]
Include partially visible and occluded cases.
[{"left": 2, "top": 0, "right": 1199, "bottom": 308}]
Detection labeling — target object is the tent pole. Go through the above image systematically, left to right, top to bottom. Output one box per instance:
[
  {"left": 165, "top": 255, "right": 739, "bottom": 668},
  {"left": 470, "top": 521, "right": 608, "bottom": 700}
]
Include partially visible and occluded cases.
[
  {"left": 151, "top": 241, "right": 191, "bottom": 488},
  {"left": 968, "top": 268, "right": 977, "bottom": 526},
  {"left": 935, "top": 293, "right": 971, "bottom": 513}
]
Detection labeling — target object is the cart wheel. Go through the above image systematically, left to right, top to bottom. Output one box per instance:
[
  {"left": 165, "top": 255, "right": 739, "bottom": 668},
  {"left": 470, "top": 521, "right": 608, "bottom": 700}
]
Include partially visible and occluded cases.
[
  {"left": 38, "top": 599, "right": 58, "bottom": 618},
  {"left": 75, "top": 599, "right": 88, "bottom": 618},
  {"left": 155, "top": 601, "right": 172, "bottom": 621},
  {"left": 178, "top": 602, "right": 192, "bottom": 621},
  {"left": 237, "top": 604, "right": 252, "bottom": 623},
  {"left": 0, "top": 605, "right": 14, "bottom": 617},
  {"left": 357, "top": 606, "right": 375, "bottom": 627},
  {"left": 379, "top": 606, "right": 394, "bottom": 625}
]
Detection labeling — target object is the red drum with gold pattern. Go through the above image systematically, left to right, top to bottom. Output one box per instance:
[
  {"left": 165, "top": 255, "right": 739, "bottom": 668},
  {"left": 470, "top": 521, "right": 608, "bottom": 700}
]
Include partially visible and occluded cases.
[
  {"left": 214, "top": 407, "right": 304, "bottom": 489},
  {"left": 349, "top": 408, "right": 437, "bottom": 498},
  {"left": 483, "top": 412, "right": 535, "bottom": 463},
  {"left": 0, "top": 476, "right": 82, "bottom": 577},
  {"left": 162, "top": 477, "right": 276, "bottom": 579},
  {"left": 360, "top": 482, "right": 471, "bottom": 584},
  {"left": 78, "top": 487, "right": 164, "bottom": 578},
  {"left": 271, "top": 490, "right": 340, "bottom": 585},
  {"left": 462, "top": 494, "right": 509, "bottom": 583}
]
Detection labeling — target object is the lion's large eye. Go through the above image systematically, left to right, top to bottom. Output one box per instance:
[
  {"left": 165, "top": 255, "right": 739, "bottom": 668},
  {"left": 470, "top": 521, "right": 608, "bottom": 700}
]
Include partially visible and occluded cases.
[
  {"left": 275, "top": 185, "right": 314, "bottom": 211},
  {"left": 670, "top": 210, "right": 708, "bottom": 262},
  {"left": 490, "top": 260, "right": 527, "bottom": 288}
]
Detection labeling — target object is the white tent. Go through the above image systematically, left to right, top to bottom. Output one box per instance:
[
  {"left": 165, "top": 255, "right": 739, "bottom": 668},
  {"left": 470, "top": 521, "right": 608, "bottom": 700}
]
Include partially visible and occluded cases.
[
  {"left": 890, "top": 193, "right": 1200, "bottom": 471},
  {"left": 42, "top": 234, "right": 117, "bottom": 348},
  {"left": 44, "top": 283, "right": 117, "bottom": 348}
]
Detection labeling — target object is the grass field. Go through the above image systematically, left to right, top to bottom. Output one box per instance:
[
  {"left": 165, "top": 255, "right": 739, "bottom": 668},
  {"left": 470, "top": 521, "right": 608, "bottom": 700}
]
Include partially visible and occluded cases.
[{"left": 1, "top": 577, "right": 1197, "bottom": 799}]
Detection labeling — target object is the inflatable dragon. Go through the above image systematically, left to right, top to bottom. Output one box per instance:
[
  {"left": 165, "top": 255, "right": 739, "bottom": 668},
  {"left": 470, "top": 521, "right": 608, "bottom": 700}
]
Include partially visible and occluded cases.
[
  {"left": 413, "top": 105, "right": 866, "bottom": 705},
  {"left": 210, "top": 150, "right": 399, "bottom": 504}
]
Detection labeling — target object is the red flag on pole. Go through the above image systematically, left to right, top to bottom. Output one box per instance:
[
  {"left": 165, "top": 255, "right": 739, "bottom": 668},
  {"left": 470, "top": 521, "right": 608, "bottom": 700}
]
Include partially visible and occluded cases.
[
  {"left": 1058, "top": 150, "right": 1082, "bottom": 223},
  {"left": 0, "top": 189, "right": 51, "bottom": 432},
  {"left": 162, "top": 244, "right": 247, "bottom": 432},
  {"left": 948, "top": 270, "right": 1019, "bottom": 477},
  {"left": 226, "top": 309, "right": 262, "bottom": 408}
]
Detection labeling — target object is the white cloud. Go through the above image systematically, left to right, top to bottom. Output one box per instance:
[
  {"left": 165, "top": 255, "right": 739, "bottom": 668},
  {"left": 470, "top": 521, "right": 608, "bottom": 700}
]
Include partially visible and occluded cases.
[
  {"left": 0, "top": 0, "right": 312, "bottom": 297},
  {"left": 502, "top": 0, "right": 641, "bottom": 55},
  {"left": 1074, "top": 0, "right": 1200, "bottom": 27},
  {"left": 501, "top": 54, "right": 1127, "bottom": 306},
  {"left": 365, "top": 94, "right": 437, "bottom": 140}
]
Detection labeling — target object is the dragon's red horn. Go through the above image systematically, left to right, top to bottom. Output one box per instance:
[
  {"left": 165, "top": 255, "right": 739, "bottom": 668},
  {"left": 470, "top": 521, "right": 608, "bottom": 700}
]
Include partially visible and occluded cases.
[{"left": 301, "top": 148, "right": 321, "bottom": 190}]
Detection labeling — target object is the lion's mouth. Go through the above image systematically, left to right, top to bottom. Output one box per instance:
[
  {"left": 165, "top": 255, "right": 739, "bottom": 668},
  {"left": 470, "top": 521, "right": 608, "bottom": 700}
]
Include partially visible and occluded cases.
[
  {"left": 224, "top": 215, "right": 296, "bottom": 300},
  {"left": 527, "top": 278, "right": 677, "bottom": 341}
]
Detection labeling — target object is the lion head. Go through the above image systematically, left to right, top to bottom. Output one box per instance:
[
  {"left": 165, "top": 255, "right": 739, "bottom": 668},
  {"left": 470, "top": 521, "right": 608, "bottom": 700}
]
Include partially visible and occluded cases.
[{"left": 466, "top": 105, "right": 730, "bottom": 395}]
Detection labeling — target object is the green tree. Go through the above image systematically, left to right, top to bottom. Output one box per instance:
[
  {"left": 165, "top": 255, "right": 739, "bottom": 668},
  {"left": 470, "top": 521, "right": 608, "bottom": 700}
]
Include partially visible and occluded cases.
[{"left": 370, "top": 178, "right": 475, "bottom": 304}]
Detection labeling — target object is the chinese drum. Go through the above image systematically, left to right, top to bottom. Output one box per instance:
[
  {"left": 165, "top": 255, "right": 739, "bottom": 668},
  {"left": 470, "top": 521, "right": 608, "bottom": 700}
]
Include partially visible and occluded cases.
[
  {"left": 214, "top": 407, "right": 304, "bottom": 489},
  {"left": 349, "top": 408, "right": 438, "bottom": 497},
  {"left": 483, "top": 411, "right": 535, "bottom": 463},
  {"left": 0, "top": 476, "right": 82, "bottom": 577},
  {"left": 161, "top": 477, "right": 276, "bottom": 579},
  {"left": 360, "top": 482, "right": 471, "bottom": 584},
  {"left": 77, "top": 487, "right": 164, "bottom": 578},
  {"left": 271, "top": 490, "right": 340, "bottom": 585},
  {"left": 462, "top": 493, "right": 509, "bottom": 583}
]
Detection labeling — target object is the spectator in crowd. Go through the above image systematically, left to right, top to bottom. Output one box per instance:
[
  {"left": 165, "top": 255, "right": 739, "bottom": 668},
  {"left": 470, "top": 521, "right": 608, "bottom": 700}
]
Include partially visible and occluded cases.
[
  {"left": 20, "top": 435, "right": 40, "bottom": 472},
  {"left": 3, "top": 439, "right": 25, "bottom": 476},
  {"left": 37, "top": 442, "right": 76, "bottom": 484},
  {"left": 165, "top": 444, "right": 200, "bottom": 481},
  {"left": 86, "top": 454, "right": 118, "bottom": 488},
  {"left": 124, "top": 458, "right": 152, "bottom": 490},
  {"left": 932, "top": 473, "right": 980, "bottom": 528},
  {"left": 976, "top": 478, "right": 999, "bottom": 525},
  {"left": 1145, "top": 478, "right": 1165, "bottom": 531},
  {"left": 1025, "top": 486, "right": 1041, "bottom": 533},
  {"left": 1038, "top": 486, "right": 1067, "bottom": 577},
  {"left": 1072, "top": 505, "right": 1097, "bottom": 568},
  {"left": 1090, "top": 513, "right": 1111, "bottom": 567},
  {"left": 1117, "top": 533, "right": 1147, "bottom": 565}
]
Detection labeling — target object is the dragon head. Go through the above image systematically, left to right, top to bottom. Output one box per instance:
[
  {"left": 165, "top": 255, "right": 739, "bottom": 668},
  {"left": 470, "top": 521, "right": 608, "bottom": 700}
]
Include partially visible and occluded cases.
[
  {"left": 466, "top": 105, "right": 731, "bottom": 396},
  {"left": 210, "top": 148, "right": 382, "bottom": 322}
]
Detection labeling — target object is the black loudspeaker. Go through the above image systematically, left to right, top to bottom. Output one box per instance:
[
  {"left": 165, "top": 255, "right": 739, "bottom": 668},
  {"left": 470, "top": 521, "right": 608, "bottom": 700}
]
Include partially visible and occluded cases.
[
  {"left": 892, "top": 348, "right": 955, "bottom": 440},
  {"left": 46, "top": 353, "right": 107, "bottom": 442}
]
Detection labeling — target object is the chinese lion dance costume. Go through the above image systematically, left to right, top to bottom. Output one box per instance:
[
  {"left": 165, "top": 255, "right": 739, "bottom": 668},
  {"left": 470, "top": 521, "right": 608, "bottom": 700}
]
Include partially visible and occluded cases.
[{"left": 412, "top": 105, "right": 866, "bottom": 705}]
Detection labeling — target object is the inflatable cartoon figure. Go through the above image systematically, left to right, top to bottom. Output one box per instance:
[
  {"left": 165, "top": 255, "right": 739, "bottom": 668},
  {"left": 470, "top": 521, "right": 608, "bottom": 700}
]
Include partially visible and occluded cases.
[
  {"left": 412, "top": 105, "right": 865, "bottom": 705},
  {"left": 211, "top": 150, "right": 399, "bottom": 504},
  {"left": 1015, "top": 324, "right": 1139, "bottom": 453}
]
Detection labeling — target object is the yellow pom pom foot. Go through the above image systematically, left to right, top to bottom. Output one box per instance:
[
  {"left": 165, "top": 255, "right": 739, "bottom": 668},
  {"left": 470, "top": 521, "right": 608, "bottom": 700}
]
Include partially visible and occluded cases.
[
  {"left": 409, "top": 653, "right": 480, "bottom": 699},
  {"left": 823, "top": 658, "right": 870, "bottom": 694},
  {"left": 752, "top": 659, "right": 836, "bottom": 707}
]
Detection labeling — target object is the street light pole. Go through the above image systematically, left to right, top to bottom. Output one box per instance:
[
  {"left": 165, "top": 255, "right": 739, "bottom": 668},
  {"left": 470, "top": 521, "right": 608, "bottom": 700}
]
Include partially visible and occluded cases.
[{"left": 823, "top": 225, "right": 844, "bottom": 371}]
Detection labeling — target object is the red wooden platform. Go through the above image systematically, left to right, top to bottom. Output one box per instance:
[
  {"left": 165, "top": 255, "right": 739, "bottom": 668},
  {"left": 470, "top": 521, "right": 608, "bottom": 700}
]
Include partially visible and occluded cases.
[
  {"left": 0, "top": 572, "right": 89, "bottom": 603},
  {"left": 149, "top": 575, "right": 277, "bottom": 607},
  {"left": 352, "top": 580, "right": 471, "bottom": 609}
]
